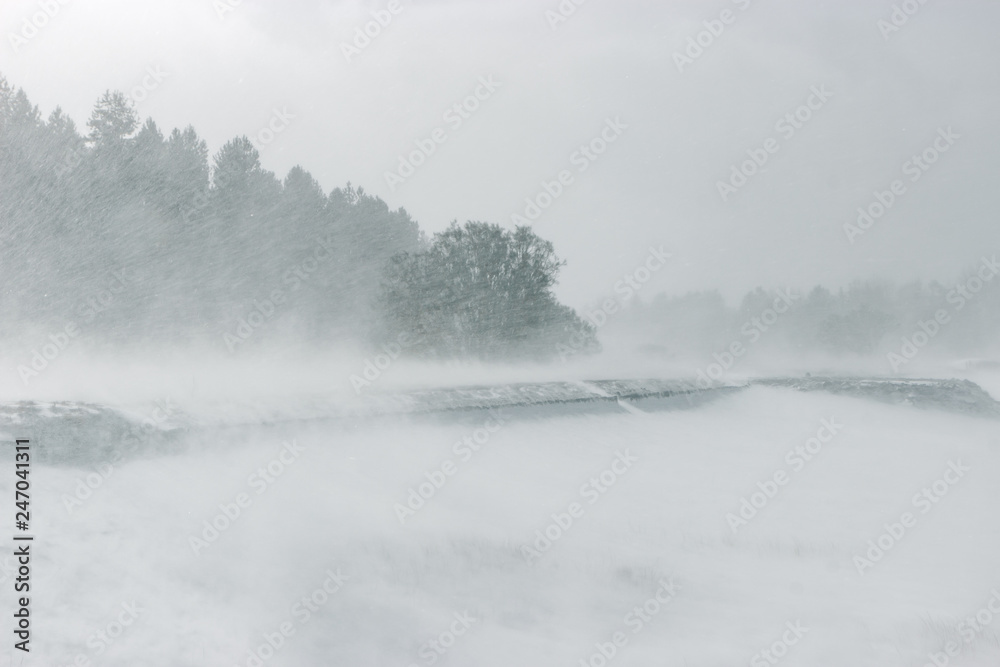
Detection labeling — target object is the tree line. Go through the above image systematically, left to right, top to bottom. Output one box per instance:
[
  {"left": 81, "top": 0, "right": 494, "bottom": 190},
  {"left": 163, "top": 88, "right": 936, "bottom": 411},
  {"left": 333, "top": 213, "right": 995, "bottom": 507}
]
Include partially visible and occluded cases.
[
  {"left": 4, "top": 73, "right": 993, "bottom": 366},
  {"left": 0, "top": 75, "right": 595, "bottom": 360},
  {"left": 613, "top": 274, "right": 1000, "bottom": 365}
]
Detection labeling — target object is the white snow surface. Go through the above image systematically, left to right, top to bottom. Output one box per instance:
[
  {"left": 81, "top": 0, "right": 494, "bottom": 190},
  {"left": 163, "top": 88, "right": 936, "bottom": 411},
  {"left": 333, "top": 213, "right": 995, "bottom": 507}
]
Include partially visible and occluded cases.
[{"left": 2, "top": 377, "right": 999, "bottom": 666}]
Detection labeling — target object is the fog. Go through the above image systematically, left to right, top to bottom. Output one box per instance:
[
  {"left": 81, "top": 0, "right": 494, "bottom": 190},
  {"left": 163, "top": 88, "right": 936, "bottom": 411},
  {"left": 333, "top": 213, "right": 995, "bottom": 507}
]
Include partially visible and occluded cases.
[
  {"left": 4, "top": 0, "right": 1000, "bottom": 306},
  {"left": 1, "top": 1, "right": 999, "bottom": 665}
]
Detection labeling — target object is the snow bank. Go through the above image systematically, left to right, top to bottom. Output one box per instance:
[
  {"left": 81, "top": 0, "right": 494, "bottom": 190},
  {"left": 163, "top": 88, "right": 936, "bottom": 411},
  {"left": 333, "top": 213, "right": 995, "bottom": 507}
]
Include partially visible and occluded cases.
[{"left": 2, "top": 385, "right": 998, "bottom": 665}]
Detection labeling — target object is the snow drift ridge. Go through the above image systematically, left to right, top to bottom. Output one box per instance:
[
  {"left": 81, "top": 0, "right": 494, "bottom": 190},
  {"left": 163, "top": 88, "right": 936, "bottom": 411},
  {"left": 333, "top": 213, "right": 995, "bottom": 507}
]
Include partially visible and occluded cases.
[{"left": 2, "top": 377, "right": 996, "bottom": 465}]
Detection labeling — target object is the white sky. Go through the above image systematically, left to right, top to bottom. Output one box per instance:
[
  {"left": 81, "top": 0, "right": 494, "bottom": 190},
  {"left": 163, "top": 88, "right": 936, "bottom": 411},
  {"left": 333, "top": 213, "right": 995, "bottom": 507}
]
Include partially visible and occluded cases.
[{"left": 2, "top": 0, "right": 999, "bottom": 307}]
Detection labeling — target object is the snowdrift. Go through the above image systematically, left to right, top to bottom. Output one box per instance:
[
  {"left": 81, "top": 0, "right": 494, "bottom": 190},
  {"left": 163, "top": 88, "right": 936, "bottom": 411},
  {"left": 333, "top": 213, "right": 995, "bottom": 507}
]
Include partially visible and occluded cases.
[
  {"left": 3, "top": 377, "right": 998, "bottom": 465},
  {"left": 8, "top": 380, "right": 1000, "bottom": 666}
]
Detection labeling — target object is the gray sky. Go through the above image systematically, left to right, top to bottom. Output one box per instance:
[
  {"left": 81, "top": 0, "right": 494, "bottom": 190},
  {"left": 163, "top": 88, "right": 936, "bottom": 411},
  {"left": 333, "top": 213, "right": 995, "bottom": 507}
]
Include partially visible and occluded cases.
[{"left": 3, "top": 0, "right": 999, "bottom": 307}]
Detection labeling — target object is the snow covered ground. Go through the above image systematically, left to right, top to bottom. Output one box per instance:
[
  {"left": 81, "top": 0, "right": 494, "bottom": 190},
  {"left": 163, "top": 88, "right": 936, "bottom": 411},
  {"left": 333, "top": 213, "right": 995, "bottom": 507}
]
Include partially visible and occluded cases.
[{"left": 2, "top": 372, "right": 999, "bottom": 666}]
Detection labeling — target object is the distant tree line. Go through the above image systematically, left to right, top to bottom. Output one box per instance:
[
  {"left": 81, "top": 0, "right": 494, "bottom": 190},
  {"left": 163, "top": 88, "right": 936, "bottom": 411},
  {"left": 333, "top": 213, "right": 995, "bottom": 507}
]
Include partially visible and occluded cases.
[
  {"left": 5, "top": 73, "right": 992, "bottom": 366},
  {"left": 0, "top": 75, "right": 595, "bottom": 360},
  {"left": 613, "top": 274, "right": 1000, "bottom": 364}
]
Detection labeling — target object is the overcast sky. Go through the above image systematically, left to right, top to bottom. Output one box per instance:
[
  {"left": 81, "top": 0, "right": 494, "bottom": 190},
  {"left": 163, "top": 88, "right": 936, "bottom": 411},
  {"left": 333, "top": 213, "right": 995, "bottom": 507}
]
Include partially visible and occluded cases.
[{"left": 2, "top": 0, "right": 999, "bottom": 307}]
